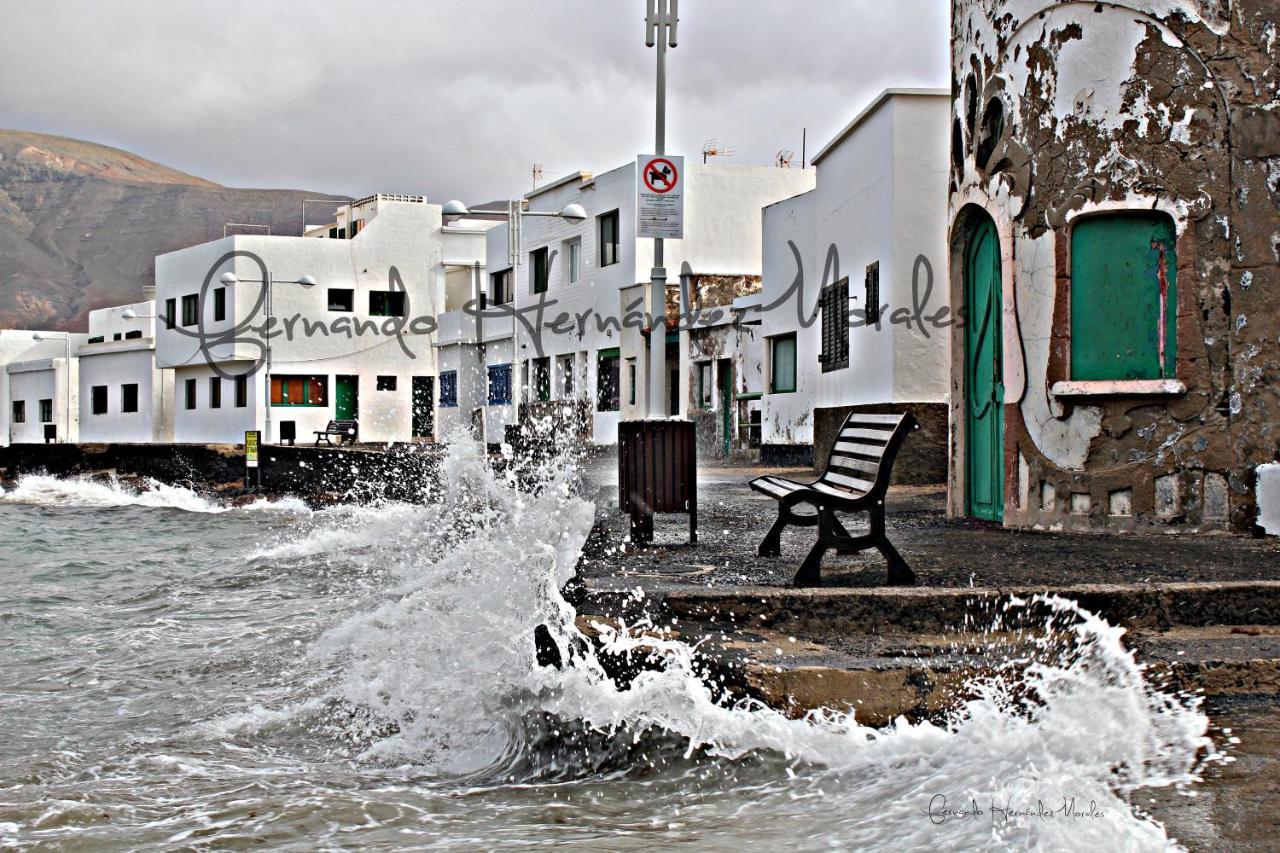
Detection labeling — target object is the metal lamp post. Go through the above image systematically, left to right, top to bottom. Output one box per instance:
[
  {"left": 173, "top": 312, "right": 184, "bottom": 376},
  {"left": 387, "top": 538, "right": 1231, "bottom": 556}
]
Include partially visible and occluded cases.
[
  {"left": 645, "top": 0, "right": 678, "bottom": 417},
  {"left": 441, "top": 200, "right": 587, "bottom": 448},
  {"left": 219, "top": 271, "right": 317, "bottom": 443},
  {"left": 31, "top": 332, "right": 73, "bottom": 442}
]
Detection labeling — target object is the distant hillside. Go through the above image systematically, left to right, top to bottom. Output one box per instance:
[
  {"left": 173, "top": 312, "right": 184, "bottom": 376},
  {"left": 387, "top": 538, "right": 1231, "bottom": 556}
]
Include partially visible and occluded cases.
[{"left": 0, "top": 129, "right": 349, "bottom": 330}]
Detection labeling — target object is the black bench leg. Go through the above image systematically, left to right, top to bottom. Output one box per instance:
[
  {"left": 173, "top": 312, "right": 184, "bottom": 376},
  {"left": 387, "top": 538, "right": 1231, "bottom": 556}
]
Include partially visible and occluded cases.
[
  {"left": 870, "top": 503, "right": 915, "bottom": 586},
  {"left": 758, "top": 506, "right": 788, "bottom": 557},
  {"left": 793, "top": 506, "right": 833, "bottom": 587}
]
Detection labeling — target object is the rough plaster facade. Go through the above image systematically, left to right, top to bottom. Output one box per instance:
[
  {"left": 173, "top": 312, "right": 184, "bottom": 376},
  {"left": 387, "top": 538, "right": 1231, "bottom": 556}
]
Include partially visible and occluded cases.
[{"left": 949, "top": 0, "right": 1279, "bottom": 532}]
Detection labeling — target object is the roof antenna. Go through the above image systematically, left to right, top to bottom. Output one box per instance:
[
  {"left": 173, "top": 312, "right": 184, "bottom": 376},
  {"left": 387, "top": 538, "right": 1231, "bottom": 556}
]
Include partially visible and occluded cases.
[{"left": 701, "top": 138, "right": 735, "bottom": 164}]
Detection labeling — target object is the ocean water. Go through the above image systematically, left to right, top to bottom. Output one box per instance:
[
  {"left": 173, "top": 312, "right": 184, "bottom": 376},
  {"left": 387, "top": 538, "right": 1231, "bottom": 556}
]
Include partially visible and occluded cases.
[{"left": 0, "top": 442, "right": 1215, "bottom": 851}]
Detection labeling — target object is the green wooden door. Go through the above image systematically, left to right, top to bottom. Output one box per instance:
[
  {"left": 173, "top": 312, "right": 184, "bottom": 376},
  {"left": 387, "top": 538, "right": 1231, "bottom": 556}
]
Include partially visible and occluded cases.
[
  {"left": 1070, "top": 213, "right": 1177, "bottom": 380},
  {"left": 964, "top": 216, "right": 1004, "bottom": 522},
  {"left": 718, "top": 359, "right": 733, "bottom": 456},
  {"left": 335, "top": 375, "right": 358, "bottom": 421}
]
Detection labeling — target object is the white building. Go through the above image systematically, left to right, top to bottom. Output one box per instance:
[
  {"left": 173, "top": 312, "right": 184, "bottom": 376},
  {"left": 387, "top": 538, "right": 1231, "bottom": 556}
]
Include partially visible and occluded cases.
[
  {"left": 756, "top": 89, "right": 951, "bottom": 471},
  {"left": 436, "top": 162, "right": 815, "bottom": 446},
  {"left": 153, "top": 194, "right": 494, "bottom": 445},
  {"left": 77, "top": 301, "right": 174, "bottom": 444},
  {"left": 3, "top": 330, "right": 89, "bottom": 445}
]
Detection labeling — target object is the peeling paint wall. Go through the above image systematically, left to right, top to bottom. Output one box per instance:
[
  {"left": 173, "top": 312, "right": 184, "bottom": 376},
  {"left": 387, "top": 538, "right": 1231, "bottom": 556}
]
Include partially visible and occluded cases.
[{"left": 950, "top": 0, "right": 1279, "bottom": 532}]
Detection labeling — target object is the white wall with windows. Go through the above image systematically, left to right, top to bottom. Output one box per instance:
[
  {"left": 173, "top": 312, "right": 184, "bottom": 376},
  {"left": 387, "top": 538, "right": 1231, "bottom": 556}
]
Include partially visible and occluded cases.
[
  {"left": 757, "top": 89, "right": 950, "bottom": 450},
  {"left": 154, "top": 195, "right": 493, "bottom": 444},
  {"left": 77, "top": 301, "right": 174, "bottom": 444},
  {"left": 0, "top": 331, "right": 89, "bottom": 446},
  {"left": 6, "top": 357, "right": 78, "bottom": 445}
]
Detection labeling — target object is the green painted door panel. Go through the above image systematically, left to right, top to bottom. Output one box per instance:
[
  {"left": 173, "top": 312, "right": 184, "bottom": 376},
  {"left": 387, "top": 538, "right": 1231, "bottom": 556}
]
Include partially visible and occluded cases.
[
  {"left": 1071, "top": 213, "right": 1177, "bottom": 380},
  {"left": 964, "top": 216, "right": 1004, "bottom": 522},
  {"left": 718, "top": 360, "right": 733, "bottom": 456},
  {"left": 335, "top": 375, "right": 358, "bottom": 421}
]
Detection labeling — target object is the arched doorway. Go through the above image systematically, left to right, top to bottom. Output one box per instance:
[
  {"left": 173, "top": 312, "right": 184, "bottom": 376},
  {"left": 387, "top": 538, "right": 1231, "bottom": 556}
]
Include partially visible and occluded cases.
[{"left": 963, "top": 213, "right": 1003, "bottom": 521}]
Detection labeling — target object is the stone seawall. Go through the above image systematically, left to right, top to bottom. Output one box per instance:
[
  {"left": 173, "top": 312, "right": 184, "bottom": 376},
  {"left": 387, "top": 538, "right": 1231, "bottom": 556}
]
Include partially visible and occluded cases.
[{"left": 0, "top": 442, "right": 442, "bottom": 503}]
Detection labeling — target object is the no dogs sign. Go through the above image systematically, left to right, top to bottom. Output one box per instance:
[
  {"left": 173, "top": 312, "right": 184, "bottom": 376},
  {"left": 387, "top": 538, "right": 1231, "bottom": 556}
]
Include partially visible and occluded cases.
[{"left": 637, "top": 154, "right": 684, "bottom": 239}]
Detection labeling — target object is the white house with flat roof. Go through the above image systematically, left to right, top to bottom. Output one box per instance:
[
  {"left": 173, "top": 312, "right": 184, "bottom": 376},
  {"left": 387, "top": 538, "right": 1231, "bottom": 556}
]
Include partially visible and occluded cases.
[
  {"left": 755, "top": 89, "right": 951, "bottom": 476},
  {"left": 436, "top": 162, "right": 815, "bottom": 446},
  {"left": 153, "top": 194, "right": 494, "bottom": 445},
  {"left": 77, "top": 301, "right": 174, "bottom": 444},
  {"left": 3, "top": 330, "right": 89, "bottom": 445}
]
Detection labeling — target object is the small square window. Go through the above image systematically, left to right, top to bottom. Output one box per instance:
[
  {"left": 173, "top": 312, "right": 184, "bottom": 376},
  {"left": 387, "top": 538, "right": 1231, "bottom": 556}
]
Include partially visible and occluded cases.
[
  {"left": 598, "top": 210, "right": 619, "bottom": 267},
  {"left": 328, "top": 288, "right": 354, "bottom": 312},
  {"left": 181, "top": 294, "right": 199, "bottom": 327},
  {"left": 376, "top": 375, "right": 397, "bottom": 391},
  {"left": 39, "top": 399, "right": 53, "bottom": 423},
  {"left": 12, "top": 401, "right": 25, "bottom": 423}
]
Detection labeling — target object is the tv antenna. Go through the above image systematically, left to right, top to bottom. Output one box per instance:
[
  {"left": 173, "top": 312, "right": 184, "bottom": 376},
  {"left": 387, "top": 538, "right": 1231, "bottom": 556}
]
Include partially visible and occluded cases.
[
  {"left": 702, "top": 139, "right": 734, "bottom": 163},
  {"left": 775, "top": 149, "right": 795, "bottom": 168},
  {"left": 531, "top": 163, "right": 544, "bottom": 189}
]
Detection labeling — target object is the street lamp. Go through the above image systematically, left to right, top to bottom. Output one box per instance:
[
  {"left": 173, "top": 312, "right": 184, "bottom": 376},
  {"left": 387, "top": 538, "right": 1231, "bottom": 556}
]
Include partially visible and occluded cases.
[
  {"left": 441, "top": 200, "right": 588, "bottom": 447},
  {"left": 220, "top": 271, "right": 318, "bottom": 443},
  {"left": 32, "top": 332, "right": 73, "bottom": 441}
]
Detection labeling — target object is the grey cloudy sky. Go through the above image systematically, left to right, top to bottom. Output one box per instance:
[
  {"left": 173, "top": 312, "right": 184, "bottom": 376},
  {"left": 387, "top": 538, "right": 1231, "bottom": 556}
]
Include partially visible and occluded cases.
[{"left": 2, "top": 0, "right": 949, "bottom": 203}]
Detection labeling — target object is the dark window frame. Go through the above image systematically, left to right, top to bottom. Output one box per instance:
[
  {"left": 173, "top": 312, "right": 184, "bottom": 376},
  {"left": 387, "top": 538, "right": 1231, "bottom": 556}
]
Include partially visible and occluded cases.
[
  {"left": 598, "top": 210, "right": 620, "bottom": 267},
  {"left": 531, "top": 247, "right": 550, "bottom": 294},
  {"left": 864, "top": 262, "right": 881, "bottom": 326},
  {"left": 490, "top": 269, "right": 513, "bottom": 306},
  {"left": 820, "top": 276, "right": 850, "bottom": 372},
  {"left": 213, "top": 286, "right": 227, "bottom": 322},
  {"left": 328, "top": 288, "right": 355, "bottom": 312},
  {"left": 369, "top": 290, "right": 407, "bottom": 317},
  {"left": 181, "top": 294, "right": 199, "bottom": 327},
  {"left": 770, "top": 333, "right": 798, "bottom": 394},
  {"left": 596, "top": 348, "right": 620, "bottom": 412},
  {"left": 488, "top": 363, "right": 513, "bottom": 405},
  {"left": 438, "top": 370, "right": 459, "bottom": 408},
  {"left": 376, "top": 375, "right": 397, "bottom": 391},
  {"left": 209, "top": 377, "right": 222, "bottom": 409},
  {"left": 121, "top": 383, "right": 139, "bottom": 414},
  {"left": 91, "top": 385, "right": 108, "bottom": 415},
  {"left": 39, "top": 399, "right": 53, "bottom": 423},
  {"left": 12, "top": 400, "right": 25, "bottom": 424}
]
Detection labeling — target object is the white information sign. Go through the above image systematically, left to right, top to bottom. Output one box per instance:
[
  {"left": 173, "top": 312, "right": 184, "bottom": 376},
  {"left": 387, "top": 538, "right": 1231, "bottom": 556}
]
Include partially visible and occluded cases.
[{"left": 636, "top": 154, "right": 684, "bottom": 239}]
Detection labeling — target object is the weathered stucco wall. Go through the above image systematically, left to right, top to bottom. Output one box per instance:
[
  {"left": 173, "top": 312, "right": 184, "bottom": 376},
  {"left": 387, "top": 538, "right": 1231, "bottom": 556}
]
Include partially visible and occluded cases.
[{"left": 949, "top": 0, "right": 1279, "bottom": 532}]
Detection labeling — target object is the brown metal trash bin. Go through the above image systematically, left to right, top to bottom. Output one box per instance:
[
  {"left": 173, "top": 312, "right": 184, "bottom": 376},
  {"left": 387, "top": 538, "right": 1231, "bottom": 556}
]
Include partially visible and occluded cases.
[{"left": 617, "top": 419, "right": 696, "bottom": 544}]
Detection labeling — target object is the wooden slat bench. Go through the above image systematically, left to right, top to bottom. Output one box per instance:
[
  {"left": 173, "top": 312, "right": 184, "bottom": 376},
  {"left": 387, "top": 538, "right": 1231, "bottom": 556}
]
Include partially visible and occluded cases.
[
  {"left": 749, "top": 411, "right": 918, "bottom": 587},
  {"left": 314, "top": 419, "right": 359, "bottom": 446}
]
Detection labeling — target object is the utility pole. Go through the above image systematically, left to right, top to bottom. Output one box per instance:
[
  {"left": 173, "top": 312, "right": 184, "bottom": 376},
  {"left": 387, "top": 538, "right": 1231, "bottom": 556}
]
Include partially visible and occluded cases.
[{"left": 644, "top": 0, "right": 678, "bottom": 417}]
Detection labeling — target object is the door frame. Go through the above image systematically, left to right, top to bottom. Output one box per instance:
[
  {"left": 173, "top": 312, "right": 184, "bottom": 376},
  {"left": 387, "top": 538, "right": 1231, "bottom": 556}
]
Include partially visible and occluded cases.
[
  {"left": 717, "top": 358, "right": 733, "bottom": 456},
  {"left": 335, "top": 374, "right": 359, "bottom": 421}
]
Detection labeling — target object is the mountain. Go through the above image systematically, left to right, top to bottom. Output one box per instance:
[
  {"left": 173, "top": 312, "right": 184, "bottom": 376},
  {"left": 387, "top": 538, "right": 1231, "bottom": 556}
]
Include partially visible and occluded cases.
[{"left": 0, "top": 129, "right": 349, "bottom": 330}]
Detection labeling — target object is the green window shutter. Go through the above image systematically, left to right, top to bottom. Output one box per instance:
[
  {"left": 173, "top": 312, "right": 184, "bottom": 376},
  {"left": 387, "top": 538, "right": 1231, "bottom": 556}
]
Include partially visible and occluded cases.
[{"left": 1071, "top": 213, "right": 1177, "bottom": 380}]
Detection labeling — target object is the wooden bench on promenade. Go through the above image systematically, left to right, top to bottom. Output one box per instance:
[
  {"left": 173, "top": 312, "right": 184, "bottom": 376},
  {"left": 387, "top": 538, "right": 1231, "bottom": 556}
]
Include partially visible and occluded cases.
[
  {"left": 749, "top": 411, "right": 919, "bottom": 587},
  {"left": 314, "top": 419, "right": 359, "bottom": 446}
]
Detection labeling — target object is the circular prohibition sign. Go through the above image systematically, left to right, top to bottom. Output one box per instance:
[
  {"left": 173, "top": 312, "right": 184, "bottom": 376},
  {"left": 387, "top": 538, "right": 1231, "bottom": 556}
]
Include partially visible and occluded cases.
[{"left": 642, "top": 158, "right": 679, "bottom": 194}]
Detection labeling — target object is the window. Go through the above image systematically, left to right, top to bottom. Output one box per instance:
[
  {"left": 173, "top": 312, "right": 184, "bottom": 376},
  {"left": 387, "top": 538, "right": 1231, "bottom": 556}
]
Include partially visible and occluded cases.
[
  {"left": 598, "top": 210, "right": 619, "bottom": 267},
  {"left": 1070, "top": 212, "right": 1177, "bottom": 380},
  {"left": 566, "top": 239, "right": 581, "bottom": 284},
  {"left": 530, "top": 247, "right": 549, "bottom": 294},
  {"left": 864, "top": 262, "right": 881, "bottom": 325},
  {"left": 490, "top": 269, "right": 512, "bottom": 306},
  {"left": 820, "top": 276, "right": 850, "bottom": 372},
  {"left": 214, "top": 286, "right": 226, "bottom": 322},
  {"left": 328, "top": 288, "right": 354, "bottom": 312},
  {"left": 369, "top": 291, "right": 406, "bottom": 317},
  {"left": 181, "top": 294, "right": 199, "bottom": 327},
  {"left": 164, "top": 298, "right": 176, "bottom": 330},
  {"left": 125, "top": 330, "right": 143, "bottom": 340},
  {"left": 112, "top": 332, "right": 122, "bottom": 341},
  {"left": 770, "top": 334, "right": 797, "bottom": 393},
  {"left": 88, "top": 336, "right": 105, "bottom": 344},
  {"left": 596, "top": 348, "right": 620, "bottom": 411},
  {"left": 558, "top": 354, "right": 576, "bottom": 398},
  {"left": 529, "top": 357, "right": 550, "bottom": 402},
  {"left": 627, "top": 358, "right": 637, "bottom": 406},
  {"left": 697, "top": 362, "right": 713, "bottom": 407},
  {"left": 488, "top": 364, "right": 513, "bottom": 405},
  {"left": 438, "top": 371, "right": 458, "bottom": 407},
  {"left": 235, "top": 375, "right": 247, "bottom": 408},
  {"left": 270, "top": 375, "right": 328, "bottom": 406},
  {"left": 376, "top": 375, "right": 397, "bottom": 391},
  {"left": 209, "top": 377, "right": 222, "bottom": 409},
  {"left": 185, "top": 379, "right": 197, "bottom": 410},
  {"left": 121, "top": 383, "right": 139, "bottom": 413},
  {"left": 91, "top": 385, "right": 108, "bottom": 415},
  {"left": 39, "top": 399, "right": 52, "bottom": 423},
  {"left": 11, "top": 401, "right": 24, "bottom": 423}
]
